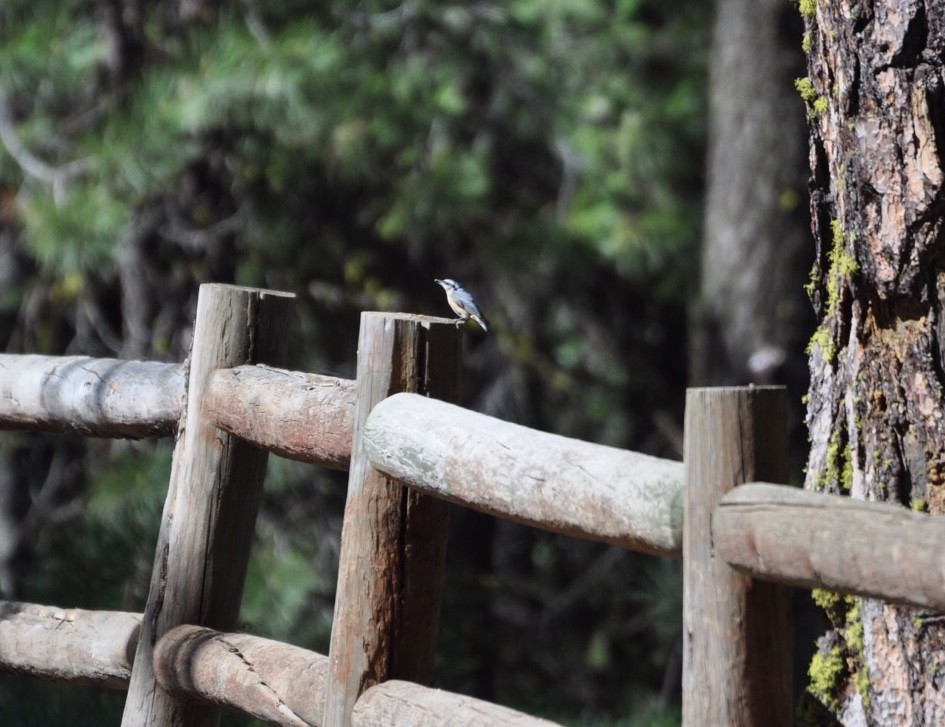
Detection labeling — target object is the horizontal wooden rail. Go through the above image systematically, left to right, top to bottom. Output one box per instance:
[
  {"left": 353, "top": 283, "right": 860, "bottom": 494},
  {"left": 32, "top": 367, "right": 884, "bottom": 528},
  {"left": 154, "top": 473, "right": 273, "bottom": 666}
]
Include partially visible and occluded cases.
[
  {"left": 0, "top": 353, "right": 685, "bottom": 552},
  {"left": 0, "top": 354, "right": 356, "bottom": 470},
  {"left": 0, "top": 355, "right": 184, "bottom": 437},
  {"left": 207, "top": 365, "right": 356, "bottom": 471},
  {"left": 363, "top": 393, "right": 684, "bottom": 557},
  {"left": 714, "top": 483, "right": 945, "bottom": 611},
  {"left": 0, "top": 601, "right": 559, "bottom": 726},
  {"left": 0, "top": 601, "right": 140, "bottom": 688},
  {"left": 155, "top": 625, "right": 327, "bottom": 726},
  {"left": 157, "top": 625, "right": 561, "bottom": 727},
  {"left": 352, "top": 680, "right": 562, "bottom": 726}
]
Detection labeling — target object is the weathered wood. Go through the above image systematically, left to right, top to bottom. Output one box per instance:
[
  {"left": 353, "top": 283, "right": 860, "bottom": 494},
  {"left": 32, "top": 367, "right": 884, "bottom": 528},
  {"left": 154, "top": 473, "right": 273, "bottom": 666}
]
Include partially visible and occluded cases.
[
  {"left": 121, "top": 284, "right": 293, "bottom": 727},
  {"left": 322, "top": 313, "right": 461, "bottom": 727},
  {"left": 0, "top": 354, "right": 183, "bottom": 437},
  {"left": 0, "top": 354, "right": 356, "bottom": 463},
  {"left": 207, "top": 365, "right": 355, "bottom": 470},
  {"left": 682, "top": 387, "right": 791, "bottom": 727},
  {"left": 363, "top": 393, "right": 684, "bottom": 557},
  {"left": 716, "top": 482, "right": 945, "bottom": 611},
  {"left": 0, "top": 600, "right": 140, "bottom": 688},
  {"left": 0, "top": 604, "right": 562, "bottom": 727},
  {"left": 154, "top": 625, "right": 328, "bottom": 727},
  {"left": 156, "top": 626, "right": 562, "bottom": 727},
  {"left": 353, "top": 680, "right": 564, "bottom": 727}
]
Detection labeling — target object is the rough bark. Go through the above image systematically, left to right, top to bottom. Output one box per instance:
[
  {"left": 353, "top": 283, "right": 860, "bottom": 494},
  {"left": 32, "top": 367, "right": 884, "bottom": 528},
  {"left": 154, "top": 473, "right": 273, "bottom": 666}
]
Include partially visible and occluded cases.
[
  {"left": 802, "top": 0, "right": 945, "bottom": 722},
  {"left": 122, "top": 285, "right": 293, "bottom": 727},
  {"left": 322, "top": 314, "right": 460, "bottom": 727},
  {"left": 0, "top": 356, "right": 356, "bottom": 466},
  {"left": 0, "top": 609, "right": 563, "bottom": 727},
  {"left": 154, "top": 625, "right": 329, "bottom": 727},
  {"left": 352, "top": 680, "right": 563, "bottom": 727}
]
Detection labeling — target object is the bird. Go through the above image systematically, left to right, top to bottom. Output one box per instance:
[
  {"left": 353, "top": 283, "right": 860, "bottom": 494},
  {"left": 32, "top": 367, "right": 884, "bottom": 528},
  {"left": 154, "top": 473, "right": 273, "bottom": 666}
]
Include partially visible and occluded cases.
[{"left": 434, "top": 278, "right": 489, "bottom": 332}]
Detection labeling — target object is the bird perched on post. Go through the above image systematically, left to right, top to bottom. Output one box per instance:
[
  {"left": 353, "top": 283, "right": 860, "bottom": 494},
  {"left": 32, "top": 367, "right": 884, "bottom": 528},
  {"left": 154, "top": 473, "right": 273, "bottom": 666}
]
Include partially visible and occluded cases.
[{"left": 435, "top": 278, "right": 489, "bottom": 332}]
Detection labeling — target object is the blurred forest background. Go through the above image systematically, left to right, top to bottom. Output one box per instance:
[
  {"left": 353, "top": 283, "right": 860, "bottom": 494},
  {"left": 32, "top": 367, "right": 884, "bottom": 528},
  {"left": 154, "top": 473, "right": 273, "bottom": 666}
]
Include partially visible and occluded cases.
[{"left": 0, "top": 1, "right": 815, "bottom": 725}]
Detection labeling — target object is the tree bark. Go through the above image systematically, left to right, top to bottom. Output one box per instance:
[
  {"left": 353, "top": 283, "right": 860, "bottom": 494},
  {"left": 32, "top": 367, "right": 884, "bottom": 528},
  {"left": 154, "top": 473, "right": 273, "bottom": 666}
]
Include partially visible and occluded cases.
[
  {"left": 803, "top": 0, "right": 945, "bottom": 722},
  {"left": 207, "top": 365, "right": 356, "bottom": 470}
]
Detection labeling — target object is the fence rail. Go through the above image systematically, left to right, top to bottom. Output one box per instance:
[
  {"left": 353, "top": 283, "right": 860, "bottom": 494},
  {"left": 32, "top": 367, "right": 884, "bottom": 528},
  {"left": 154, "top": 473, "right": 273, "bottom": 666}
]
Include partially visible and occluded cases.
[
  {"left": 0, "top": 283, "right": 941, "bottom": 726},
  {"left": 0, "top": 355, "right": 183, "bottom": 437},
  {"left": 207, "top": 365, "right": 356, "bottom": 470},
  {"left": 364, "top": 392, "right": 683, "bottom": 556},
  {"left": 715, "top": 482, "right": 945, "bottom": 611},
  {"left": 0, "top": 601, "right": 139, "bottom": 688},
  {"left": 0, "top": 604, "right": 557, "bottom": 726}
]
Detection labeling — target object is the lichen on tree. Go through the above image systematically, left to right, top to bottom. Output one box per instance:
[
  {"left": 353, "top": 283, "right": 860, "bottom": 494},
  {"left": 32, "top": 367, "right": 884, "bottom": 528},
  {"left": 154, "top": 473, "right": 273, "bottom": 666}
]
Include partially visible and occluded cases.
[{"left": 800, "top": 0, "right": 945, "bottom": 722}]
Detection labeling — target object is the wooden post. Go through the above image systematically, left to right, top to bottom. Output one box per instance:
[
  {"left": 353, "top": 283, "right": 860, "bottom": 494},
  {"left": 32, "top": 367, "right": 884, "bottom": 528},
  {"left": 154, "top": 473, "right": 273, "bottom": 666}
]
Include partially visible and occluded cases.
[
  {"left": 121, "top": 284, "right": 293, "bottom": 727},
  {"left": 322, "top": 313, "right": 461, "bottom": 727},
  {"left": 682, "top": 387, "right": 792, "bottom": 727}
]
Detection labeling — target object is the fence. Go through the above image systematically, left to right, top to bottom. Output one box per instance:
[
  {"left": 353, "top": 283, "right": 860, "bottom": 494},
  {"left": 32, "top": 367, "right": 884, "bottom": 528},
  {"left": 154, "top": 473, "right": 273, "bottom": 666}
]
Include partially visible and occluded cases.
[{"left": 0, "top": 283, "right": 942, "bottom": 726}]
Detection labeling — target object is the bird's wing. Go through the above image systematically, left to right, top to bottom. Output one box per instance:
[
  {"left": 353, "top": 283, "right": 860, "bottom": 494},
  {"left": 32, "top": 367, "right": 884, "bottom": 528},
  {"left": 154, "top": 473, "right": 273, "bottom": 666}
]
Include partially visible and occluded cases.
[{"left": 453, "top": 289, "right": 483, "bottom": 318}]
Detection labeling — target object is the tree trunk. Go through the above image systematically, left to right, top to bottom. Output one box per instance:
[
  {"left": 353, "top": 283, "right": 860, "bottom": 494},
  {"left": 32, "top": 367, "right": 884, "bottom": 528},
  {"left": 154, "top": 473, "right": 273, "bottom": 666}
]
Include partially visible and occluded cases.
[
  {"left": 691, "top": 0, "right": 810, "bottom": 388},
  {"left": 802, "top": 0, "right": 945, "bottom": 723}
]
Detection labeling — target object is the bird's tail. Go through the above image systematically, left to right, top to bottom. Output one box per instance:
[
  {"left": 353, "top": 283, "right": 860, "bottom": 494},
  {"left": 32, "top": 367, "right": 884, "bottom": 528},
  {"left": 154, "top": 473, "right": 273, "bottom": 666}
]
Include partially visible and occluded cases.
[{"left": 472, "top": 315, "right": 489, "bottom": 333}]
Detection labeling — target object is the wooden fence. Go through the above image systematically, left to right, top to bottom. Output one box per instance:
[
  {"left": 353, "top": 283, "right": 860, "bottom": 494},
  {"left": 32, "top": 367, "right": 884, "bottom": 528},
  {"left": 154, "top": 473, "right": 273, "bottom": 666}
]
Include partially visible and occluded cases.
[{"left": 0, "top": 283, "right": 941, "bottom": 726}]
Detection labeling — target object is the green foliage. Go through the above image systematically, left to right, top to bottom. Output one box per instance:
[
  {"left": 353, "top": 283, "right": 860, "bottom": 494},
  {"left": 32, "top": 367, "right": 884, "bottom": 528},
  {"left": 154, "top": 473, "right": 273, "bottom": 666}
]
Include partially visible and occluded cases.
[
  {"left": 1, "top": 0, "right": 704, "bottom": 290},
  {"left": 19, "top": 184, "right": 124, "bottom": 276},
  {"left": 19, "top": 445, "right": 168, "bottom": 609},
  {"left": 238, "top": 458, "right": 339, "bottom": 651}
]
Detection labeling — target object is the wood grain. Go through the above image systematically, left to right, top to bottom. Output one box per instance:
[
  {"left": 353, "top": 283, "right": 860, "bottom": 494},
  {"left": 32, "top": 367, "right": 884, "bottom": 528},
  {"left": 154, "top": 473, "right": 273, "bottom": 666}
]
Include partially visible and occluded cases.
[
  {"left": 121, "top": 284, "right": 293, "bottom": 727},
  {"left": 322, "top": 313, "right": 460, "bottom": 727},
  {"left": 0, "top": 354, "right": 183, "bottom": 437},
  {"left": 207, "top": 364, "right": 355, "bottom": 470},
  {"left": 682, "top": 387, "right": 791, "bottom": 727},
  {"left": 364, "top": 393, "right": 684, "bottom": 557},
  {"left": 716, "top": 482, "right": 945, "bottom": 611},
  {"left": 0, "top": 600, "right": 140, "bottom": 688}
]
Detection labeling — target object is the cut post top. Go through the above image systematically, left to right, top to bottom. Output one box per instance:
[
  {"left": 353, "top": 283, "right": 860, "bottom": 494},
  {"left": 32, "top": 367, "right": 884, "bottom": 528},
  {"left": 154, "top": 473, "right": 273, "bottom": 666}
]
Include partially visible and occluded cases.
[
  {"left": 200, "top": 283, "right": 296, "bottom": 299},
  {"left": 360, "top": 311, "right": 464, "bottom": 326}
]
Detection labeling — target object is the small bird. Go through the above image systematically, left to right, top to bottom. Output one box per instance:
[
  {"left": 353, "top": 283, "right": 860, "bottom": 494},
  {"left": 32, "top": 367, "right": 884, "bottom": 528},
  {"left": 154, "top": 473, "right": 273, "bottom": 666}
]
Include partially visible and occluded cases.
[{"left": 435, "top": 278, "right": 489, "bottom": 332}]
